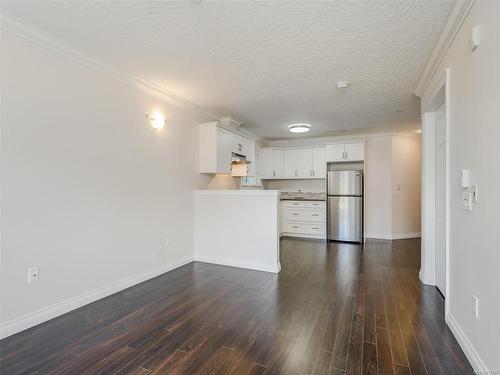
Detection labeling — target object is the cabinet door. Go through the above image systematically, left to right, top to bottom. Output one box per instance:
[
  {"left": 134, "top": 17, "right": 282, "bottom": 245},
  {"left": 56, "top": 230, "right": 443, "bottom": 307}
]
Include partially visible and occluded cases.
[
  {"left": 216, "top": 128, "right": 233, "bottom": 174},
  {"left": 245, "top": 139, "right": 256, "bottom": 176},
  {"left": 345, "top": 142, "right": 365, "bottom": 161},
  {"left": 326, "top": 144, "right": 345, "bottom": 162},
  {"left": 312, "top": 148, "right": 326, "bottom": 178},
  {"left": 259, "top": 149, "right": 273, "bottom": 179},
  {"left": 297, "top": 149, "right": 313, "bottom": 178},
  {"left": 272, "top": 150, "right": 284, "bottom": 178},
  {"left": 284, "top": 150, "right": 298, "bottom": 178}
]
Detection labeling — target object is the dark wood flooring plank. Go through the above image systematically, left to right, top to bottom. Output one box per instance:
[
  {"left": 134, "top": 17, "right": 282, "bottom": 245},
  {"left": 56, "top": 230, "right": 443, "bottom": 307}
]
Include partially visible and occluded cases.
[
  {"left": 345, "top": 278, "right": 365, "bottom": 375},
  {"left": 363, "top": 283, "right": 376, "bottom": 344},
  {"left": 331, "top": 296, "right": 355, "bottom": 371},
  {"left": 376, "top": 327, "right": 394, "bottom": 375},
  {"left": 401, "top": 331, "right": 428, "bottom": 375},
  {"left": 362, "top": 342, "right": 377, "bottom": 375},
  {"left": 312, "top": 349, "right": 334, "bottom": 375}
]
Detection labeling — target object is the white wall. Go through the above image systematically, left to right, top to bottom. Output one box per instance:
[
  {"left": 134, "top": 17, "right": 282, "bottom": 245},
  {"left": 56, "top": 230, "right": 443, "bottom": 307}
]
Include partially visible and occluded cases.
[
  {"left": 421, "top": 2, "right": 500, "bottom": 371},
  {"left": 0, "top": 31, "right": 210, "bottom": 335},
  {"left": 364, "top": 136, "right": 393, "bottom": 237},
  {"left": 391, "top": 136, "right": 422, "bottom": 237}
]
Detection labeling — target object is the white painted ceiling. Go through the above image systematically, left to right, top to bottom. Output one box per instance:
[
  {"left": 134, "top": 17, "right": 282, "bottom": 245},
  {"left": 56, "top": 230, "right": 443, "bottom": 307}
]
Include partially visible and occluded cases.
[{"left": 1, "top": 1, "right": 452, "bottom": 139}]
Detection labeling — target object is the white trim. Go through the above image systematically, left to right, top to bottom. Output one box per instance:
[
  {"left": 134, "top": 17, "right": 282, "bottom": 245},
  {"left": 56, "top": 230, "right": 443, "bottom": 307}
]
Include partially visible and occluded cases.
[
  {"left": 415, "top": 0, "right": 475, "bottom": 97},
  {"left": 0, "top": 12, "right": 218, "bottom": 121},
  {"left": 444, "top": 69, "right": 451, "bottom": 317},
  {"left": 420, "top": 70, "right": 451, "bottom": 315},
  {"left": 364, "top": 232, "right": 421, "bottom": 240},
  {"left": 281, "top": 233, "right": 326, "bottom": 240},
  {"left": 0, "top": 256, "right": 194, "bottom": 339},
  {"left": 194, "top": 256, "right": 281, "bottom": 274},
  {"left": 446, "top": 313, "right": 489, "bottom": 374}
]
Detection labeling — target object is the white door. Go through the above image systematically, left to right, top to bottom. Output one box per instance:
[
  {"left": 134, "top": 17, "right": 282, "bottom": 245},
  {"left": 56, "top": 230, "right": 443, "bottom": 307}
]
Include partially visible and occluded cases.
[
  {"left": 435, "top": 102, "right": 447, "bottom": 296},
  {"left": 344, "top": 143, "right": 365, "bottom": 161},
  {"left": 326, "top": 144, "right": 345, "bottom": 162},
  {"left": 312, "top": 148, "right": 326, "bottom": 178},
  {"left": 272, "top": 149, "right": 284, "bottom": 178},
  {"left": 297, "top": 149, "right": 313, "bottom": 178},
  {"left": 284, "top": 150, "right": 298, "bottom": 178}
]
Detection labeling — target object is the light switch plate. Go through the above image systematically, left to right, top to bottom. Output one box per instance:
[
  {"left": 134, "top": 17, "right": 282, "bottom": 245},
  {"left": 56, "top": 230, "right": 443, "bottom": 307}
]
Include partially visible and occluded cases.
[
  {"left": 471, "top": 184, "right": 478, "bottom": 203},
  {"left": 462, "top": 192, "right": 472, "bottom": 211}
]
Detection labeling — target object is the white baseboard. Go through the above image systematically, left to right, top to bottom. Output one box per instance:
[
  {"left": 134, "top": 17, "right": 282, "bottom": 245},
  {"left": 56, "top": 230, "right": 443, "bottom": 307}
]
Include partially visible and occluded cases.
[
  {"left": 364, "top": 232, "right": 421, "bottom": 240},
  {"left": 281, "top": 233, "right": 326, "bottom": 240},
  {"left": 194, "top": 255, "right": 280, "bottom": 274},
  {"left": 0, "top": 256, "right": 194, "bottom": 340},
  {"left": 446, "top": 313, "right": 489, "bottom": 374}
]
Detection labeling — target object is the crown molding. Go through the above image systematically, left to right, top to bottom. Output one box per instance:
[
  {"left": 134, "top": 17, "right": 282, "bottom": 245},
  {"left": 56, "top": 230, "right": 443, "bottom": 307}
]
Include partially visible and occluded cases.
[
  {"left": 415, "top": 0, "right": 475, "bottom": 97},
  {"left": 0, "top": 11, "right": 221, "bottom": 121}
]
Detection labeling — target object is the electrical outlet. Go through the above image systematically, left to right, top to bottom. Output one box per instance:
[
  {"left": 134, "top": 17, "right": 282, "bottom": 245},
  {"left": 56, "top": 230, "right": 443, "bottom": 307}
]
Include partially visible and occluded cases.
[
  {"left": 28, "top": 267, "right": 39, "bottom": 284},
  {"left": 472, "top": 295, "right": 479, "bottom": 319}
]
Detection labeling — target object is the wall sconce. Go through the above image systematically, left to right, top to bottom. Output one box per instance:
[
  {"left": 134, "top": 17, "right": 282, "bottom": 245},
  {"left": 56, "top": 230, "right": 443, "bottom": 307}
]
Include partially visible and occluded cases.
[{"left": 146, "top": 113, "right": 165, "bottom": 130}]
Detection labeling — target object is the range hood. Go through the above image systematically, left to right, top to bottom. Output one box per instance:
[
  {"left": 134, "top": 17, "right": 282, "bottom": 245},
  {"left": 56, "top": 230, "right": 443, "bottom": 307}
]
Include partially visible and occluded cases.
[{"left": 231, "top": 152, "right": 251, "bottom": 177}]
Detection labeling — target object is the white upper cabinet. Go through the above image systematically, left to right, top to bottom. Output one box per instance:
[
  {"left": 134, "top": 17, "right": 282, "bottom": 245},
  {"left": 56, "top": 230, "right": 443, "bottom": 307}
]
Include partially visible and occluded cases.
[
  {"left": 198, "top": 122, "right": 255, "bottom": 174},
  {"left": 216, "top": 128, "right": 233, "bottom": 174},
  {"left": 326, "top": 142, "right": 364, "bottom": 162},
  {"left": 344, "top": 143, "right": 365, "bottom": 161},
  {"left": 326, "top": 144, "right": 345, "bottom": 162},
  {"left": 259, "top": 147, "right": 326, "bottom": 179},
  {"left": 312, "top": 148, "right": 326, "bottom": 178},
  {"left": 259, "top": 149, "right": 273, "bottom": 178},
  {"left": 271, "top": 149, "right": 284, "bottom": 178},
  {"left": 297, "top": 149, "right": 313, "bottom": 178},
  {"left": 284, "top": 150, "right": 298, "bottom": 178}
]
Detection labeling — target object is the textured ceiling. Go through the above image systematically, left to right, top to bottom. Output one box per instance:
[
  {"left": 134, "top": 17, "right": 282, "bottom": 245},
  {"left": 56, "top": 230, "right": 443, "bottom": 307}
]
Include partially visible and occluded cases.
[{"left": 1, "top": 1, "right": 452, "bottom": 139}]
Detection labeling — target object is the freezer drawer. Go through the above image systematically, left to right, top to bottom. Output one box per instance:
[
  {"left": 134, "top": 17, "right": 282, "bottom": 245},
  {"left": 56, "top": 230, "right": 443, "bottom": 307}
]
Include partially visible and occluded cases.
[
  {"left": 327, "top": 170, "right": 363, "bottom": 196},
  {"left": 328, "top": 196, "right": 363, "bottom": 242}
]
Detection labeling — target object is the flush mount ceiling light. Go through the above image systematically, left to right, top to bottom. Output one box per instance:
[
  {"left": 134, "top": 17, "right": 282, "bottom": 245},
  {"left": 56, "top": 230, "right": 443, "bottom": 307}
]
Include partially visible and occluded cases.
[
  {"left": 336, "top": 81, "right": 350, "bottom": 89},
  {"left": 146, "top": 112, "right": 165, "bottom": 130},
  {"left": 288, "top": 123, "right": 311, "bottom": 133}
]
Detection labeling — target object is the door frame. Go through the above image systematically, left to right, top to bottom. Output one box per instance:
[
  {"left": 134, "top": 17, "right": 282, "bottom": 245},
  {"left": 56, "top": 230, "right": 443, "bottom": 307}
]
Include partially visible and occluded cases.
[{"left": 420, "top": 69, "right": 451, "bottom": 319}]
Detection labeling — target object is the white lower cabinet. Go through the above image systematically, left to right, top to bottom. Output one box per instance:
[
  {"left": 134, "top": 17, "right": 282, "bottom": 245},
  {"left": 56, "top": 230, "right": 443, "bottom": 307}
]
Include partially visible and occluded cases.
[{"left": 280, "top": 200, "right": 326, "bottom": 239}]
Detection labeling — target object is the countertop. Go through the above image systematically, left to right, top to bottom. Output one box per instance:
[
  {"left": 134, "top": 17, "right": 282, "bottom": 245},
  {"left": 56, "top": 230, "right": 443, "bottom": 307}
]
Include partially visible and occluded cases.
[{"left": 279, "top": 192, "right": 326, "bottom": 201}]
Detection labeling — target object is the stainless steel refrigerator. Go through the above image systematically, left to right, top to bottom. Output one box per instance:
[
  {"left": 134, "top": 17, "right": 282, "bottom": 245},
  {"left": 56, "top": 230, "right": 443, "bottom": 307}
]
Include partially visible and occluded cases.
[{"left": 327, "top": 170, "right": 363, "bottom": 242}]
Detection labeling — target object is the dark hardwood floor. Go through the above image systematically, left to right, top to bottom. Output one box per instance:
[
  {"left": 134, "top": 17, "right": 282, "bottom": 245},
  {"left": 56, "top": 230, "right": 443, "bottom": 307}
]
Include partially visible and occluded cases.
[{"left": 0, "top": 238, "right": 472, "bottom": 374}]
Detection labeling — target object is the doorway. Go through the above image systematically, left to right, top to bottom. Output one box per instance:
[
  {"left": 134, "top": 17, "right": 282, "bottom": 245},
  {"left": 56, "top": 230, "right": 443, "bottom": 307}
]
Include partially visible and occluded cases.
[{"left": 420, "top": 70, "right": 449, "bottom": 315}]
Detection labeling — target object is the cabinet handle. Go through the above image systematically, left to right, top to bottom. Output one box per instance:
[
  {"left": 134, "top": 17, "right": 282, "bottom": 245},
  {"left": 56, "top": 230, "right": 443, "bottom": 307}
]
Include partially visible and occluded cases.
[
  {"left": 238, "top": 143, "right": 242, "bottom": 151},
  {"left": 312, "top": 170, "right": 315, "bottom": 177},
  {"left": 273, "top": 171, "right": 276, "bottom": 177},
  {"left": 295, "top": 171, "right": 298, "bottom": 177},
  {"left": 293, "top": 213, "right": 299, "bottom": 216},
  {"left": 312, "top": 214, "right": 319, "bottom": 217},
  {"left": 292, "top": 226, "right": 299, "bottom": 229},
  {"left": 312, "top": 227, "right": 319, "bottom": 230}
]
